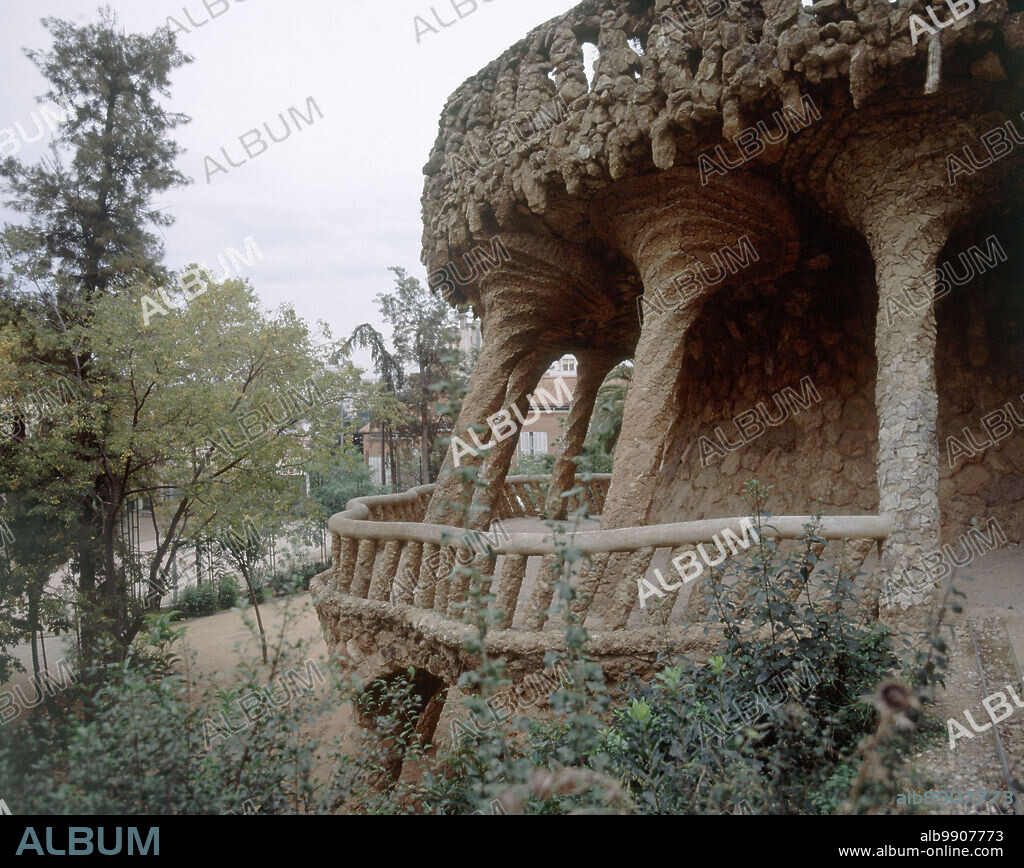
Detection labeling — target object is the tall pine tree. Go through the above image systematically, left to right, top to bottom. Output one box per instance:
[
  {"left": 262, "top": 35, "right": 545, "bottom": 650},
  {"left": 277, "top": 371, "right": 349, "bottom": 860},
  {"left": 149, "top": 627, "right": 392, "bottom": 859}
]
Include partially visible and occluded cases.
[{"left": 0, "top": 8, "right": 191, "bottom": 659}]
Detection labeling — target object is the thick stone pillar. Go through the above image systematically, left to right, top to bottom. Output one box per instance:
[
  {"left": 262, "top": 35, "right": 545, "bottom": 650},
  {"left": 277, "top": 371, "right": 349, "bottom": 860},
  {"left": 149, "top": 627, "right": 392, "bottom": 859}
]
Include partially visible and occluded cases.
[
  {"left": 809, "top": 95, "right": 1019, "bottom": 623},
  {"left": 591, "top": 170, "right": 799, "bottom": 530},
  {"left": 584, "top": 171, "right": 798, "bottom": 628},
  {"left": 868, "top": 223, "right": 946, "bottom": 622},
  {"left": 403, "top": 234, "right": 611, "bottom": 594},
  {"left": 423, "top": 234, "right": 611, "bottom": 528},
  {"left": 601, "top": 305, "right": 699, "bottom": 529},
  {"left": 425, "top": 317, "right": 537, "bottom": 528},
  {"left": 544, "top": 351, "right": 618, "bottom": 520},
  {"left": 467, "top": 352, "right": 555, "bottom": 531}
]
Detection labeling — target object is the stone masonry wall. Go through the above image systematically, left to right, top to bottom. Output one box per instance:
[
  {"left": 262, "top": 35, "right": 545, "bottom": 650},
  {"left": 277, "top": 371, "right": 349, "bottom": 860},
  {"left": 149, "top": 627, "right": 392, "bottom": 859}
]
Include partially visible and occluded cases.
[{"left": 649, "top": 211, "right": 1024, "bottom": 544}]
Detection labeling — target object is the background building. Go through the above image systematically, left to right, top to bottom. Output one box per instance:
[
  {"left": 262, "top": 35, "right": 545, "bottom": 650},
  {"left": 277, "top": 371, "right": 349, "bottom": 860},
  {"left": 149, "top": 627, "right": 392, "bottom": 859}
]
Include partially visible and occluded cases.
[
  {"left": 360, "top": 319, "right": 578, "bottom": 482},
  {"left": 513, "top": 355, "right": 577, "bottom": 463}
]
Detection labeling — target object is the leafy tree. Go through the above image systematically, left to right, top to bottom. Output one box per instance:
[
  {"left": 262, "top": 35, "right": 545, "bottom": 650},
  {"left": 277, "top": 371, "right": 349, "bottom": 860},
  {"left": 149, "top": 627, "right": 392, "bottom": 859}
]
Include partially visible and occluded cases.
[
  {"left": 0, "top": 8, "right": 191, "bottom": 659},
  {"left": 1, "top": 256, "right": 356, "bottom": 663},
  {"left": 376, "top": 267, "right": 462, "bottom": 484},
  {"left": 345, "top": 269, "right": 465, "bottom": 490},
  {"left": 81, "top": 274, "right": 354, "bottom": 656},
  {"left": 344, "top": 324, "right": 404, "bottom": 488},
  {"left": 308, "top": 444, "right": 385, "bottom": 515},
  {"left": 0, "top": 492, "right": 75, "bottom": 685}
]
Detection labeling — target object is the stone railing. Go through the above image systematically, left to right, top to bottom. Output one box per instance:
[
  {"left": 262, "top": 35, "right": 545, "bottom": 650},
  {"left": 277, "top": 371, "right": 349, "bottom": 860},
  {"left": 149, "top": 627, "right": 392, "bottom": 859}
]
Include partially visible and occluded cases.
[{"left": 319, "top": 474, "right": 891, "bottom": 638}]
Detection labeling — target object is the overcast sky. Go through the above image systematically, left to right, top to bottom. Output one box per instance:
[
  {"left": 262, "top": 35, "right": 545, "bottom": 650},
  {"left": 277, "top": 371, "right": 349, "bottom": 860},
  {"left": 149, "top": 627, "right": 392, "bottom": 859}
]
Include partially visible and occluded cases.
[{"left": 0, "top": 0, "right": 579, "bottom": 371}]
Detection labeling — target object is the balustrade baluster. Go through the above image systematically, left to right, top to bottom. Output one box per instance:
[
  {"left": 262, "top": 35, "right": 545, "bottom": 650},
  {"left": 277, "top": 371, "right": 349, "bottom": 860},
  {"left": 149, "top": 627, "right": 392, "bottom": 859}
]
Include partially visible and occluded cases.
[
  {"left": 335, "top": 537, "right": 359, "bottom": 594},
  {"left": 350, "top": 539, "right": 378, "bottom": 598},
  {"left": 368, "top": 540, "right": 402, "bottom": 601},
  {"left": 392, "top": 541, "right": 422, "bottom": 604},
  {"left": 415, "top": 542, "right": 441, "bottom": 609},
  {"left": 445, "top": 546, "right": 474, "bottom": 616},
  {"left": 648, "top": 546, "right": 684, "bottom": 626},
  {"left": 433, "top": 547, "right": 454, "bottom": 614},
  {"left": 605, "top": 547, "right": 656, "bottom": 629},
  {"left": 571, "top": 551, "right": 609, "bottom": 621},
  {"left": 495, "top": 554, "right": 528, "bottom": 628},
  {"left": 524, "top": 554, "right": 560, "bottom": 631}
]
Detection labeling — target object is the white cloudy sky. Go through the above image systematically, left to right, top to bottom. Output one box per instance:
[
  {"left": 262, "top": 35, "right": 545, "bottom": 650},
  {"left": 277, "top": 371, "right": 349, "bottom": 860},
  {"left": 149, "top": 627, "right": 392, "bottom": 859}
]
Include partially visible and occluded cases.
[{"left": 0, "top": 0, "right": 579, "bottom": 370}]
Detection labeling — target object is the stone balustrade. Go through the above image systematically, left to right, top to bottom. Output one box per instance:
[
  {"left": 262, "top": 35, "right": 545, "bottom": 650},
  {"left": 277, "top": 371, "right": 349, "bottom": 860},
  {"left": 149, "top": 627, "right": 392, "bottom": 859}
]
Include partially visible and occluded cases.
[
  {"left": 311, "top": 473, "right": 890, "bottom": 764},
  {"left": 314, "top": 474, "right": 890, "bottom": 652}
]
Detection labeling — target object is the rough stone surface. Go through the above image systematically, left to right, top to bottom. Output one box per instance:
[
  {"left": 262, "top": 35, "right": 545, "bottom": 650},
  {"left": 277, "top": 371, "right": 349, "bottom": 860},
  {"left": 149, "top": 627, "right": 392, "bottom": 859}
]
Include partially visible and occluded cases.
[
  {"left": 314, "top": 0, "right": 1024, "bottom": 748},
  {"left": 414, "top": 0, "right": 1023, "bottom": 620}
]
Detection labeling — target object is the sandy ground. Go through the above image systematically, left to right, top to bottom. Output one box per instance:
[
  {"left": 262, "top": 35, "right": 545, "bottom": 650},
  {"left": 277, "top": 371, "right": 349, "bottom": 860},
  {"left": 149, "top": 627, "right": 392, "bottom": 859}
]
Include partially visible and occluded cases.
[
  {"left": 172, "top": 595, "right": 363, "bottom": 766},
  {"left": 0, "top": 596, "right": 360, "bottom": 765}
]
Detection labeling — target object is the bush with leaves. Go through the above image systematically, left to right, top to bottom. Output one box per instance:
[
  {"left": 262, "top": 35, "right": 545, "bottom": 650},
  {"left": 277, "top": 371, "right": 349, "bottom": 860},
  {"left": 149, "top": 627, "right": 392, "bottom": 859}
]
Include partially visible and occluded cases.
[
  {"left": 0, "top": 475, "right": 947, "bottom": 815},
  {"left": 408, "top": 479, "right": 943, "bottom": 815},
  {"left": 266, "top": 561, "right": 329, "bottom": 597},
  {"left": 216, "top": 575, "right": 241, "bottom": 610},
  {"left": 177, "top": 582, "right": 219, "bottom": 619},
  {"left": 0, "top": 608, "right": 389, "bottom": 814}
]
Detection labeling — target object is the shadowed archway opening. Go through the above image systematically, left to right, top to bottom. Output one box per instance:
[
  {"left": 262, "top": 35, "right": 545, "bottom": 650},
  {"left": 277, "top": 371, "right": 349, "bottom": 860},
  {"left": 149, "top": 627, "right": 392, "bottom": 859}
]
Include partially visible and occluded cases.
[{"left": 357, "top": 668, "right": 448, "bottom": 785}]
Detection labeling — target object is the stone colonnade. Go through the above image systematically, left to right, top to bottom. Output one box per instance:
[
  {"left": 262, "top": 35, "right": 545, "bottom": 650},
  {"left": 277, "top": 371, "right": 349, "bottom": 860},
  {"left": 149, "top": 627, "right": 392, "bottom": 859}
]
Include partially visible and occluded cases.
[{"left": 421, "top": 104, "right": 1021, "bottom": 625}]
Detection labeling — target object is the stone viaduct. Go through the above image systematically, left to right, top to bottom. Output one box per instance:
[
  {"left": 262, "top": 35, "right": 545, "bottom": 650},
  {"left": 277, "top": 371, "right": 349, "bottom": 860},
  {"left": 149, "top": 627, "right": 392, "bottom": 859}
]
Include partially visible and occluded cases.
[{"left": 313, "top": 0, "right": 1024, "bottom": 754}]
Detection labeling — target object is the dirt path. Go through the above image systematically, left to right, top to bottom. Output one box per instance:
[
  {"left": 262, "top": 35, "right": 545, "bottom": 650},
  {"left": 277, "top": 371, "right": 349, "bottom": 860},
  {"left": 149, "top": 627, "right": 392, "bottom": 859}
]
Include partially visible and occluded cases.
[{"left": 174, "top": 595, "right": 364, "bottom": 766}]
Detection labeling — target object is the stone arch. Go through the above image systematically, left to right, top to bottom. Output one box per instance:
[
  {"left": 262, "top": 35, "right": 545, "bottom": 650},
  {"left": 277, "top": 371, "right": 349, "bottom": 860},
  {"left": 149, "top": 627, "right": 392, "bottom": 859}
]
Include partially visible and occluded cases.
[
  {"left": 645, "top": 217, "right": 881, "bottom": 527},
  {"left": 356, "top": 667, "right": 449, "bottom": 785}
]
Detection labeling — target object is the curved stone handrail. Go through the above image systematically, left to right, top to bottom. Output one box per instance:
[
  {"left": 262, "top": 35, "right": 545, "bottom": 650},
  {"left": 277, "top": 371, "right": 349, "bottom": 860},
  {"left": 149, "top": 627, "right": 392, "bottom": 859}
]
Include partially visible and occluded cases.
[
  {"left": 312, "top": 473, "right": 892, "bottom": 741},
  {"left": 318, "top": 474, "right": 890, "bottom": 632},
  {"left": 329, "top": 488, "right": 892, "bottom": 555}
]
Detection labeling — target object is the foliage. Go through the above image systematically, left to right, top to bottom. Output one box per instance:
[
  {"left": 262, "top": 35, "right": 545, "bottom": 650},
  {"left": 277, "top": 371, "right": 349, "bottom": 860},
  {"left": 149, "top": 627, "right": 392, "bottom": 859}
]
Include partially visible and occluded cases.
[
  {"left": 0, "top": 9, "right": 192, "bottom": 661},
  {"left": 0, "top": 10, "right": 362, "bottom": 667},
  {"left": 376, "top": 267, "right": 463, "bottom": 486},
  {"left": 344, "top": 269, "right": 466, "bottom": 490},
  {"left": 585, "top": 362, "right": 632, "bottom": 459},
  {"left": 307, "top": 445, "right": 386, "bottom": 516},
  {"left": 510, "top": 452, "right": 556, "bottom": 476},
  {"left": 404, "top": 480, "right": 941, "bottom": 815},
  {"left": 0, "top": 482, "right": 943, "bottom": 815},
  {"left": 580, "top": 482, "right": 930, "bottom": 814},
  {"left": 265, "top": 561, "right": 329, "bottom": 597},
  {"left": 216, "top": 575, "right": 241, "bottom": 610},
  {"left": 177, "top": 582, "right": 219, "bottom": 619},
  {"left": 0, "top": 609, "right": 353, "bottom": 814}
]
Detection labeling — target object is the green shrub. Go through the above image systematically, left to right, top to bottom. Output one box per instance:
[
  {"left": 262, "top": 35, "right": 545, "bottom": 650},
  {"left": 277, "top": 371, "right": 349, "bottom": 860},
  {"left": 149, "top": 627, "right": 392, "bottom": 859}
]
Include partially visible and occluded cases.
[
  {"left": 511, "top": 453, "right": 556, "bottom": 475},
  {"left": 0, "top": 479, "right": 944, "bottom": 816},
  {"left": 414, "top": 479, "right": 943, "bottom": 815},
  {"left": 266, "top": 561, "right": 330, "bottom": 597},
  {"left": 239, "top": 574, "right": 268, "bottom": 606},
  {"left": 216, "top": 575, "right": 240, "bottom": 609},
  {"left": 177, "top": 582, "right": 218, "bottom": 618},
  {"left": 0, "top": 612, "right": 364, "bottom": 815}
]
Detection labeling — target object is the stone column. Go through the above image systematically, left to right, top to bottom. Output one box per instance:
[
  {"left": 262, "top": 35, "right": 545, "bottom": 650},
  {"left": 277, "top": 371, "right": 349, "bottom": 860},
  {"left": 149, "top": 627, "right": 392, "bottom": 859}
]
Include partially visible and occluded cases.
[
  {"left": 810, "top": 97, "right": 1016, "bottom": 624},
  {"left": 592, "top": 170, "right": 799, "bottom": 531},
  {"left": 584, "top": 171, "right": 798, "bottom": 628},
  {"left": 868, "top": 221, "right": 947, "bottom": 623},
  {"left": 423, "top": 234, "right": 610, "bottom": 529},
  {"left": 404, "top": 235, "right": 609, "bottom": 596},
  {"left": 594, "top": 299, "right": 703, "bottom": 629},
  {"left": 600, "top": 304, "right": 700, "bottom": 528},
  {"left": 425, "top": 315, "right": 538, "bottom": 528},
  {"left": 467, "top": 352, "right": 555, "bottom": 531},
  {"left": 544, "top": 352, "right": 618, "bottom": 520}
]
